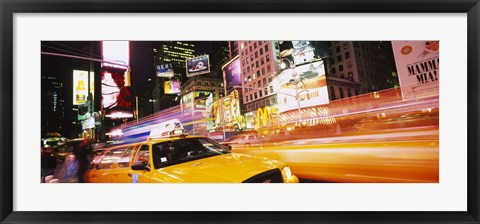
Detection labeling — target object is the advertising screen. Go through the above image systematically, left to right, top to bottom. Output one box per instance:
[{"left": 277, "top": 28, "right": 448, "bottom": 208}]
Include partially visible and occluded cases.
[
  {"left": 102, "top": 41, "right": 129, "bottom": 69},
  {"left": 292, "top": 41, "right": 315, "bottom": 65},
  {"left": 391, "top": 41, "right": 439, "bottom": 100},
  {"left": 186, "top": 55, "right": 210, "bottom": 77},
  {"left": 222, "top": 56, "right": 241, "bottom": 95},
  {"left": 273, "top": 61, "right": 329, "bottom": 113},
  {"left": 156, "top": 63, "right": 174, "bottom": 78},
  {"left": 101, "top": 68, "right": 132, "bottom": 116},
  {"left": 73, "top": 70, "right": 94, "bottom": 105},
  {"left": 164, "top": 80, "right": 181, "bottom": 94},
  {"left": 193, "top": 91, "right": 212, "bottom": 110}
]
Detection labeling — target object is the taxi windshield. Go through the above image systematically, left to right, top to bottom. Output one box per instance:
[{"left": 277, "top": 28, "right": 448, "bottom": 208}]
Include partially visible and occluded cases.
[{"left": 152, "top": 137, "right": 229, "bottom": 169}]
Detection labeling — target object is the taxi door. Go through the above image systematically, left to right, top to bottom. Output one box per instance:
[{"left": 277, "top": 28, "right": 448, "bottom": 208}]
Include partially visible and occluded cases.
[
  {"left": 128, "top": 144, "right": 153, "bottom": 183},
  {"left": 107, "top": 145, "right": 139, "bottom": 183}
]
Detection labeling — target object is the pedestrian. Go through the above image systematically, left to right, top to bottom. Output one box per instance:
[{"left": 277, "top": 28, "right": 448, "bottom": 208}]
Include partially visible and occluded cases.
[{"left": 75, "top": 139, "right": 93, "bottom": 183}]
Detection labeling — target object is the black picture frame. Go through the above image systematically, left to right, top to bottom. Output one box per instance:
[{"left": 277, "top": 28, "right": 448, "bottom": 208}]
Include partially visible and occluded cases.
[{"left": 1, "top": 0, "right": 479, "bottom": 223}]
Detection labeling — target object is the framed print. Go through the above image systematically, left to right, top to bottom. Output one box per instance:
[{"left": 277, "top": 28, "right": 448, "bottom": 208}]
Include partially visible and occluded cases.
[{"left": 1, "top": 0, "right": 479, "bottom": 223}]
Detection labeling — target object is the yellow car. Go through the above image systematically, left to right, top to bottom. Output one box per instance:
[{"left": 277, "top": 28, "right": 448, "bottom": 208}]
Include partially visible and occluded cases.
[{"left": 85, "top": 119, "right": 299, "bottom": 183}]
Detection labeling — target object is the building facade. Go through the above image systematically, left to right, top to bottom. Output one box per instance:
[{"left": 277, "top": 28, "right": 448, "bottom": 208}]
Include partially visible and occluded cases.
[
  {"left": 151, "top": 41, "right": 196, "bottom": 111},
  {"left": 238, "top": 41, "right": 282, "bottom": 113},
  {"left": 325, "top": 41, "right": 398, "bottom": 101},
  {"left": 41, "top": 75, "right": 65, "bottom": 137}
]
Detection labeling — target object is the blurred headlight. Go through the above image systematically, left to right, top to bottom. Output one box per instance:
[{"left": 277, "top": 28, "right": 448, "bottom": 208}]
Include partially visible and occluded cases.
[{"left": 281, "top": 166, "right": 292, "bottom": 180}]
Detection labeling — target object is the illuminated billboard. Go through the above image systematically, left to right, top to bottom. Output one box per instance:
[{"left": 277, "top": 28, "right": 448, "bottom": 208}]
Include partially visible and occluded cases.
[
  {"left": 102, "top": 41, "right": 129, "bottom": 69},
  {"left": 292, "top": 41, "right": 315, "bottom": 65},
  {"left": 391, "top": 41, "right": 439, "bottom": 100},
  {"left": 186, "top": 55, "right": 210, "bottom": 77},
  {"left": 222, "top": 56, "right": 241, "bottom": 95},
  {"left": 272, "top": 61, "right": 329, "bottom": 113},
  {"left": 156, "top": 63, "right": 174, "bottom": 78},
  {"left": 102, "top": 68, "right": 132, "bottom": 118},
  {"left": 73, "top": 70, "right": 94, "bottom": 105},
  {"left": 164, "top": 80, "right": 181, "bottom": 94},
  {"left": 193, "top": 91, "right": 212, "bottom": 110}
]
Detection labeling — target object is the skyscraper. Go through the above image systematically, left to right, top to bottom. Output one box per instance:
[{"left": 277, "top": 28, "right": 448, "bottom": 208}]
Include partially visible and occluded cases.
[
  {"left": 152, "top": 41, "right": 196, "bottom": 111},
  {"left": 325, "top": 41, "right": 398, "bottom": 101},
  {"left": 41, "top": 75, "right": 65, "bottom": 137}
]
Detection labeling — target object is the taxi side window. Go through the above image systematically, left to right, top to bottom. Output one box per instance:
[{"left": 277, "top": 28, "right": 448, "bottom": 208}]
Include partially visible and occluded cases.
[
  {"left": 134, "top": 145, "right": 150, "bottom": 165},
  {"left": 95, "top": 147, "right": 129, "bottom": 170},
  {"left": 118, "top": 147, "right": 132, "bottom": 168},
  {"left": 97, "top": 151, "right": 114, "bottom": 170}
]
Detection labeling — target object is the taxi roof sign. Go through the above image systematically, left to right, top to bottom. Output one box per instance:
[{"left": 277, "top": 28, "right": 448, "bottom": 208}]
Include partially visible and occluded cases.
[{"left": 149, "top": 119, "right": 187, "bottom": 139}]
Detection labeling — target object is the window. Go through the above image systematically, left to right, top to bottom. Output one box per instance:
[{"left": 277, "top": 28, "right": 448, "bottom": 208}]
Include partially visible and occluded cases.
[
  {"left": 254, "top": 42, "right": 257, "bottom": 48},
  {"left": 343, "top": 42, "right": 349, "bottom": 49},
  {"left": 249, "top": 45, "right": 252, "bottom": 52},
  {"left": 265, "top": 45, "right": 269, "bottom": 52},
  {"left": 336, "top": 46, "right": 340, "bottom": 53},
  {"left": 260, "top": 48, "right": 264, "bottom": 55},
  {"left": 345, "top": 51, "right": 350, "bottom": 59},
  {"left": 255, "top": 52, "right": 258, "bottom": 58},
  {"left": 266, "top": 55, "right": 270, "bottom": 62},
  {"left": 337, "top": 55, "right": 342, "bottom": 62},
  {"left": 261, "top": 58, "right": 265, "bottom": 65},
  {"left": 256, "top": 61, "right": 259, "bottom": 67},
  {"left": 346, "top": 61, "right": 352, "bottom": 69},
  {"left": 339, "top": 64, "right": 344, "bottom": 72},
  {"left": 267, "top": 65, "right": 271, "bottom": 73},
  {"left": 330, "top": 67, "right": 336, "bottom": 74},
  {"left": 262, "top": 68, "right": 265, "bottom": 75},
  {"left": 257, "top": 70, "right": 260, "bottom": 77},
  {"left": 258, "top": 80, "right": 261, "bottom": 87},
  {"left": 212, "top": 83, "right": 216, "bottom": 86},
  {"left": 270, "top": 86, "right": 274, "bottom": 93},
  {"left": 330, "top": 86, "right": 336, "bottom": 100},
  {"left": 339, "top": 87, "right": 344, "bottom": 99},
  {"left": 264, "top": 88, "right": 268, "bottom": 95},
  {"left": 347, "top": 88, "right": 352, "bottom": 97},
  {"left": 355, "top": 89, "right": 359, "bottom": 96},
  {"left": 259, "top": 91, "right": 263, "bottom": 97},
  {"left": 254, "top": 92, "right": 257, "bottom": 99},
  {"left": 250, "top": 94, "right": 253, "bottom": 101},
  {"left": 151, "top": 138, "right": 229, "bottom": 169},
  {"left": 134, "top": 145, "right": 150, "bottom": 165}
]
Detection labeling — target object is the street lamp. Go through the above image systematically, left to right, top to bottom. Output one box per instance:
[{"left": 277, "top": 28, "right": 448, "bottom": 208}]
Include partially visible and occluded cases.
[
  {"left": 279, "top": 57, "right": 306, "bottom": 124},
  {"left": 149, "top": 99, "right": 157, "bottom": 114}
]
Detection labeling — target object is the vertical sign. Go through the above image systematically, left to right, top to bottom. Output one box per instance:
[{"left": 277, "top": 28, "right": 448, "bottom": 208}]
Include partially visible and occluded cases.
[{"left": 391, "top": 41, "right": 439, "bottom": 100}]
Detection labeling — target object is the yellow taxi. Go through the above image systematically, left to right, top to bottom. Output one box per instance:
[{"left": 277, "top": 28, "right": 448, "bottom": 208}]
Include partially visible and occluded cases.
[{"left": 85, "top": 119, "right": 299, "bottom": 183}]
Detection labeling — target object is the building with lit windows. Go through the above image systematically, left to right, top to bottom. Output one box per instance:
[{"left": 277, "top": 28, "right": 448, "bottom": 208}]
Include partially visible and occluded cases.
[
  {"left": 151, "top": 41, "right": 196, "bottom": 111},
  {"left": 153, "top": 41, "right": 195, "bottom": 80},
  {"left": 228, "top": 41, "right": 239, "bottom": 59},
  {"left": 237, "top": 41, "right": 282, "bottom": 130},
  {"left": 325, "top": 41, "right": 398, "bottom": 101},
  {"left": 41, "top": 75, "right": 65, "bottom": 137}
]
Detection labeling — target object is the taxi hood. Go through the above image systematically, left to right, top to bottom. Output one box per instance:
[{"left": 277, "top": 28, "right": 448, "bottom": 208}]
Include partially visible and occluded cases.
[{"left": 150, "top": 153, "right": 285, "bottom": 183}]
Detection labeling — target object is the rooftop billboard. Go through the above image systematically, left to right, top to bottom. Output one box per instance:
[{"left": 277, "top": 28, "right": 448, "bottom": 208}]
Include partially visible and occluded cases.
[{"left": 186, "top": 55, "right": 210, "bottom": 77}]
